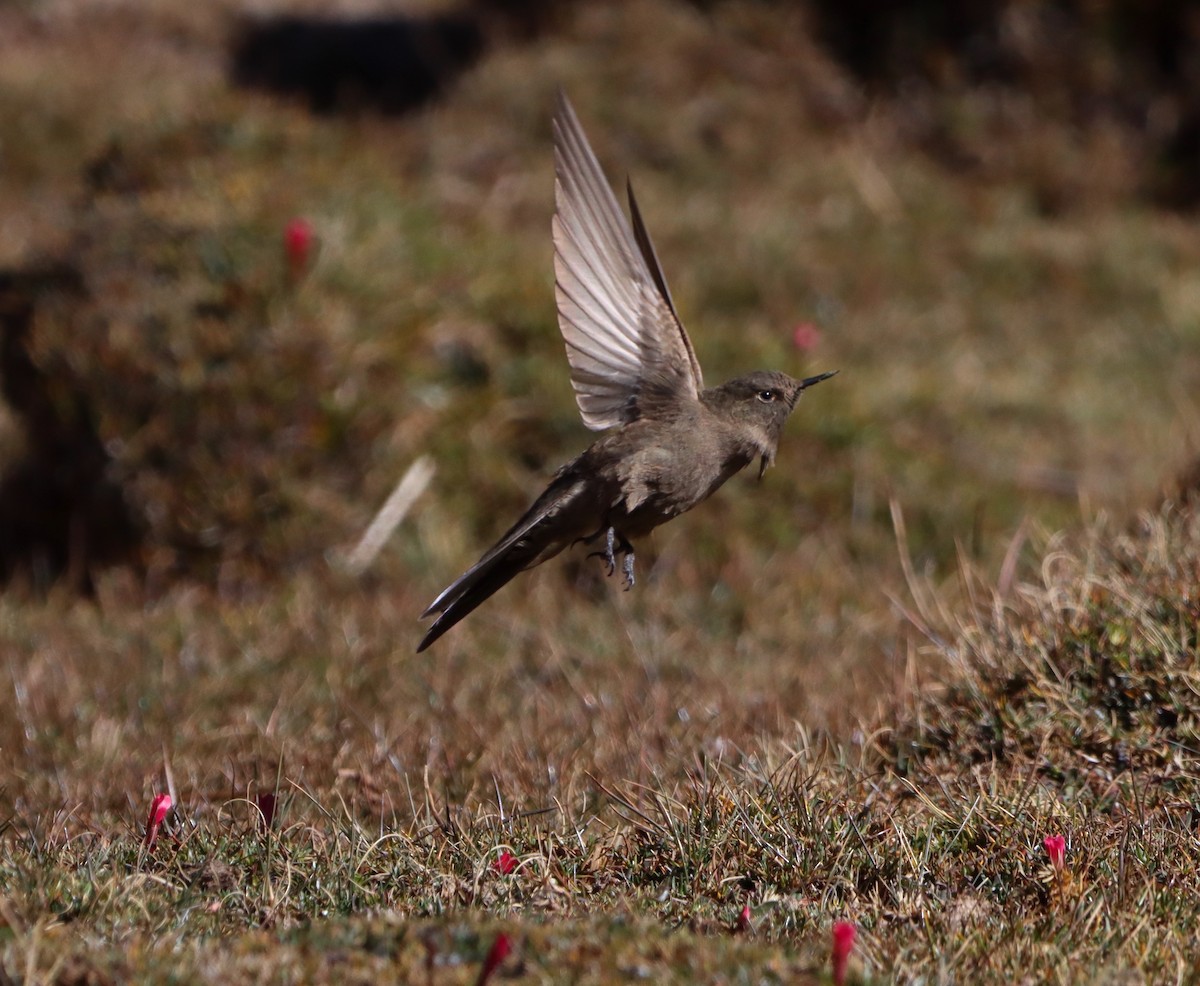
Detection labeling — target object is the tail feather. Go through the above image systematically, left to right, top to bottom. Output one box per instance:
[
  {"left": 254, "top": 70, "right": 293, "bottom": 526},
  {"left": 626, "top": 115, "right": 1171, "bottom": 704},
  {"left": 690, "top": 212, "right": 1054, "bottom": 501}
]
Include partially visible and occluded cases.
[
  {"left": 417, "top": 467, "right": 595, "bottom": 652},
  {"left": 417, "top": 472, "right": 590, "bottom": 651},
  {"left": 418, "top": 527, "right": 573, "bottom": 651},
  {"left": 416, "top": 547, "right": 531, "bottom": 652}
]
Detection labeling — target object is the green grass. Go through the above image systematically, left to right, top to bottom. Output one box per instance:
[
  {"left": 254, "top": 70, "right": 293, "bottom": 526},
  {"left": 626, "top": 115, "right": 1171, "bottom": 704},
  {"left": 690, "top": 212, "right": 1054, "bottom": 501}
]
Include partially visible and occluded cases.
[{"left": 3, "top": 1, "right": 1200, "bottom": 982}]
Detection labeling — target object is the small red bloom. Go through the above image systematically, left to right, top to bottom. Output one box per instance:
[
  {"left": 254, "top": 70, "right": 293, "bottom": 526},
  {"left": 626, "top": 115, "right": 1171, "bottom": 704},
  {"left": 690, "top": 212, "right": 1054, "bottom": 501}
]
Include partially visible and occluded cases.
[
  {"left": 284, "top": 217, "right": 315, "bottom": 281},
  {"left": 792, "top": 321, "right": 821, "bottom": 352},
  {"left": 256, "top": 792, "right": 277, "bottom": 833},
  {"left": 143, "top": 793, "right": 172, "bottom": 849},
  {"left": 1043, "top": 834, "right": 1066, "bottom": 871},
  {"left": 493, "top": 850, "right": 516, "bottom": 875},
  {"left": 734, "top": 904, "right": 752, "bottom": 934},
  {"left": 832, "top": 921, "right": 856, "bottom": 986},
  {"left": 474, "top": 932, "right": 511, "bottom": 986}
]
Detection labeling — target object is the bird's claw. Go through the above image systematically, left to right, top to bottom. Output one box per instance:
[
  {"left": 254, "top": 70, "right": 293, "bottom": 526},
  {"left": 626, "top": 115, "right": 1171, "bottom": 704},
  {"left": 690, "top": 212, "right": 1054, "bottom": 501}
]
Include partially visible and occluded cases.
[
  {"left": 586, "top": 527, "right": 619, "bottom": 576},
  {"left": 587, "top": 527, "right": 636, "bottom": 588},
  {"left": 586, "top": 550, "right": 617, "bottom": 577},
  {"left": 622, "top": 552, "right": 636, "bottom": 590}
]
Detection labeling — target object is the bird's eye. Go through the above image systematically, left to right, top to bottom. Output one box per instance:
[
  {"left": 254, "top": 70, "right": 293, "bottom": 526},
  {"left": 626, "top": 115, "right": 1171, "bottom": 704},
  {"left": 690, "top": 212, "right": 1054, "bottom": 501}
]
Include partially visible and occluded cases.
[{"left": 757, "top": 390, "right": 777, "bottom": 403}]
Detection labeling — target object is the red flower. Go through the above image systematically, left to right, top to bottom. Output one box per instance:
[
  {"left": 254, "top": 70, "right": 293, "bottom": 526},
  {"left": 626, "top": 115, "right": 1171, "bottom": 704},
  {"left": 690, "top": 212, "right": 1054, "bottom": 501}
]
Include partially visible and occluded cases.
[
  {"left": 284, "top": 217, "right": 315, "bottom": 281},
  {"left": 792, "top": 321, "right": 821, "bottom": 352},
  {"left": 255, "top": 792, "right": 277, "bottom": 833},
  {"left": 143, "top": 793, "right": 173, "bottom": 849},
  {"left": 1043, "top": 834, "right": 1066, "bottom": 871},
  {"left": 493, "top": 850, "right": 516, "bottom": 875},
  {"left": 734, "top": 904, "right": 752, "bottom": 934},
  {"left": 832, "top": 921, "right": 856, "bottom": 986},
  {"left": 474, "top": 932, "right": 511, "bottom": 986}
]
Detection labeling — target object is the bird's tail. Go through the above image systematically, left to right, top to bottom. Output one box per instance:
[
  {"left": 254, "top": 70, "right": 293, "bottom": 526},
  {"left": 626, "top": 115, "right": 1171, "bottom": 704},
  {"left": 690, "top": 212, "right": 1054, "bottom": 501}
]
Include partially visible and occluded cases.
[
  {"left": 418, "top": 469, "right": 589, "bottom": 651},
  {"left": 417, "top": 505, "right": 574, "bottom": 652},
  {"left": 416, "top": 549, "right": 531, "bottom": 652}
]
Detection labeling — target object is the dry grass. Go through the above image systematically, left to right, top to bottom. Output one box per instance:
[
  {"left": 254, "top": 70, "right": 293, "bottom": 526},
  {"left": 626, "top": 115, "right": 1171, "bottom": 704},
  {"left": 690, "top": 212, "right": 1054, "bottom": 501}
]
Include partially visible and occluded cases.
[
  {"left": 3, "top": 1, "right": 1200, "bottom": 982},
  {"left": 6, "top": 507, "right": 1200, "bottom": 982}
]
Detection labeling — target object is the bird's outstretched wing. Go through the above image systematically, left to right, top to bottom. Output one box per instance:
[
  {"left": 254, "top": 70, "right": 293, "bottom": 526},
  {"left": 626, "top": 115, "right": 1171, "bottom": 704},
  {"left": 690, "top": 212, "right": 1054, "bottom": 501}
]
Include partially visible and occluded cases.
[{"left": 552, "top": 92, "right": 704, "bottom": 431}]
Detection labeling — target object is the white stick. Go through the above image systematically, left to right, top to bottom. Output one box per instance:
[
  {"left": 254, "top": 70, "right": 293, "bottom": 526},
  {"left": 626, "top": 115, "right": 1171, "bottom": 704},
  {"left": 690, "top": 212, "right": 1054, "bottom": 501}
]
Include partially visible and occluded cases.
[{"left": 343, "top": 455, "right": 435, "bottom": 574}]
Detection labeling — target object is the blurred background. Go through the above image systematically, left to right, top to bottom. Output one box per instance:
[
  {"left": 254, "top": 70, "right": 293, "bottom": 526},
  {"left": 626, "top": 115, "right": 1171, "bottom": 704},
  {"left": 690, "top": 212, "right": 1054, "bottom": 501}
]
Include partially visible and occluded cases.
[{"left": 3, "top": 0, "right": 1200, "bottom": 732}]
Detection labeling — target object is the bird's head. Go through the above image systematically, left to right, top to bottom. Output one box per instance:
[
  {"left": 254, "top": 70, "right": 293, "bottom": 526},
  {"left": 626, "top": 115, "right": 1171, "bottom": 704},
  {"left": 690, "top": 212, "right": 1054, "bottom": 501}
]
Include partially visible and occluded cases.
[{"left": 703, "top": 369, "right": 837, "bottom": 476}]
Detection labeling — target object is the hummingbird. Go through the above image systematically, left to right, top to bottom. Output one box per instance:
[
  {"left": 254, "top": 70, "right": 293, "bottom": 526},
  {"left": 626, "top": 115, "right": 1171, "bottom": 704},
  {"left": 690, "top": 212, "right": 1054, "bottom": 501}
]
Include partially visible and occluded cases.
[{"left": 417, "top": 93, "right": 835, "bottom": 651}]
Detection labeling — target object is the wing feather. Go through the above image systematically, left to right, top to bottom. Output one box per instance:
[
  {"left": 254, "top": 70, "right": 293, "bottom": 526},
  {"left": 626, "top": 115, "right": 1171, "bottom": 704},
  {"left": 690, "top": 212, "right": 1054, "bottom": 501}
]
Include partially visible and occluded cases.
[{"left": 553, "top": 92, "right": 704, "bottom": 431}]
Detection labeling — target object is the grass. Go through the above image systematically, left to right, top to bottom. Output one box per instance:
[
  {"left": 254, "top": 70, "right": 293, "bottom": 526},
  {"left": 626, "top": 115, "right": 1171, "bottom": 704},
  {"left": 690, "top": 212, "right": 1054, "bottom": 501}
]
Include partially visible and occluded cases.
[{"left": 3, "top": 0, "right": 1200, "bottom": 982}]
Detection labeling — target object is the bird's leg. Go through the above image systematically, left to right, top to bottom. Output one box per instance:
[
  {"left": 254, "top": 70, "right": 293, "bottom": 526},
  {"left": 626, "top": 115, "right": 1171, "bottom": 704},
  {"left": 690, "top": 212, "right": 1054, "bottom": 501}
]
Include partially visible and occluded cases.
[
  {"left": 584, "top": 526, "right": 618, "bottom": 577},
  {"left": 602, "top": 526, "right": 618, "bottom": 576},
  {"left": 582, "top": 527, "right": 640, "bottom": 587},
  {"left": 584, "top": 528, "right": 637, "bottom": 587},
  {"left": 614, "top": 532, "right": 636, "bottom": 590},
  {"left": 621, "top": 550, "right": 636, "bottom": 589}
]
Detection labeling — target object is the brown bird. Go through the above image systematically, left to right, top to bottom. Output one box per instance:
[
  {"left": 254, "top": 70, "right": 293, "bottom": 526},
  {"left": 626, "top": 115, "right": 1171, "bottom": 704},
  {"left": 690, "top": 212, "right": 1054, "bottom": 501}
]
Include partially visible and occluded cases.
[{"left": 417, "top": 93, "right": 835, "bottom": 651}]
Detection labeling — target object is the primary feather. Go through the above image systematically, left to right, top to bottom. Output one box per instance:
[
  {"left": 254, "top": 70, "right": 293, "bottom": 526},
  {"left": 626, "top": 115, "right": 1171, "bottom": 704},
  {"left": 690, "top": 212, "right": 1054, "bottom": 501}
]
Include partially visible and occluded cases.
[{"left": 552, "top": 92, "right": 704, "bottom": 430}]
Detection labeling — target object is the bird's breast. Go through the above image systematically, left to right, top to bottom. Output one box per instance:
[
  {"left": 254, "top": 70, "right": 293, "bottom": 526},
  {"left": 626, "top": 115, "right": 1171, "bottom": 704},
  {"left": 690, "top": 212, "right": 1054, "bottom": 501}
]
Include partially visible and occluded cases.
[{"left": 595, "top": 422, "right": 755, "bottom": 534}]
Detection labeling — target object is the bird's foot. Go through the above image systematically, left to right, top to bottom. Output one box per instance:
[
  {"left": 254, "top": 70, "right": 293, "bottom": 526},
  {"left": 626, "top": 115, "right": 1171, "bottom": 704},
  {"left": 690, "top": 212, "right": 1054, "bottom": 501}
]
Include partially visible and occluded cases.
[
  {"left": 585, "top": 527, "right": 618, "bottom": 577},
  {"left": 585, "top": 528, "right": 636, "bottom": 587}
]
